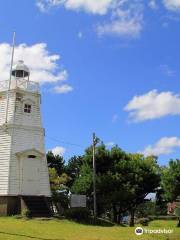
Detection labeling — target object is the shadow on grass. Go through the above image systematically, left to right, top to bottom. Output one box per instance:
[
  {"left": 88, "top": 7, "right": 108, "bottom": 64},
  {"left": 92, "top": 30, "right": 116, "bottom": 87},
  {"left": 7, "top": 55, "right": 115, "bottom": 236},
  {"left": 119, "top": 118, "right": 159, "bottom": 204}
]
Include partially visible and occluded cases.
[
  {"left": 54, "top": 216, "right": 128, "bottom": 227},
  {"left": 66, "top": 217, "right": 116, "bottom": 227},
  {"left": 0, "top": 231, "right": 64, "bottom": 240}
]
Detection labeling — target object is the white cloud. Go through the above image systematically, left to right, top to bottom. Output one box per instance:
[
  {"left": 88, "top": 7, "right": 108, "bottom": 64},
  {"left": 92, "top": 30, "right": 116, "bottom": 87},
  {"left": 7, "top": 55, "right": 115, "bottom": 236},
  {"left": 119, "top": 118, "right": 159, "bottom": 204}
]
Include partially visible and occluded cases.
[
  {"left": 36, "top": 0, "right": 114, "bottom": 15},
  {"left": 37, "top": 0, "right": 144, "bottom": 39},
  {"left": 37, "top": 0, "right": 64, "bottom": 12},
  {"left": 65, "top": 0, "right": 114, "bottom": 15},
  {"left": 148, "top": 0, "right": 158, "bottom": 9},
  {"left": 163, "top": 0, "right": 180, "bottom": 11},
  {"left": 36, "top": 1, "right": 47, "bottom": 12},
  {"left": 96, "top": 2, "right": 144, "bottom": 38},
  {"left": 0, "top": 42, "right": 68, "bottom": 84},
  {"left": 52, "top": 84, "right": 73, "bottom": 93},
  {"left": 124, "top": 90, "right": 180, "bottom": 122},
  {"left": 141, "top": 137, "right": 180, "bottom": 156},
  {"left": 51, "top": 146, "right": 66, "bottom": 156}
]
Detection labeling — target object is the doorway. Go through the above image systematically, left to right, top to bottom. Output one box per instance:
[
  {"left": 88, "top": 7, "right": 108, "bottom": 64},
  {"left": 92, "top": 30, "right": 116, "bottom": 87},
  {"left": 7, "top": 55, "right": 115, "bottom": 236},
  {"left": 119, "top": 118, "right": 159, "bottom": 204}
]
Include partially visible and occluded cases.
[{"left": 21, "top": 157, "right": 40, "bottom": 195}]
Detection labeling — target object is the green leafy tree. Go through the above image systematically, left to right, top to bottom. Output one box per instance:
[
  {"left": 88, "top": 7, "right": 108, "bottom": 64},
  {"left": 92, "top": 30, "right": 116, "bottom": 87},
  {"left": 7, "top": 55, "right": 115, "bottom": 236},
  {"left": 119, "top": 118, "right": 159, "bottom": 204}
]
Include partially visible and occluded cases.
[
  {"left": 71, "top": 144, "right": 160, "bottom": 226},
  {"left": 47, "top": 151, "right": 65, "bottom": 176},
  {"left": 99, "top": 152, "right": 160, "bottom": 226},
  {"left": 125, "top": 154, "right": 160, "bottom": 226},
  {"left": 65, "top": 155, "right": 83, "bottom": 187},
  {"left": 161, "top": 159, "right": 180, "bottom": 202},
  {"left": 161, "top": 159, "right": 180, "bottom": 227},
  {"left": 71, "top": 164, "right": 93, "bottom": 195},
  {"left": 49, "top": 167, "right": 70, "bottom": 213},
  {"left": 155, "top": 185, "right": 168, "bottom": 216},
  {"left": 136, "top": 200, "right": 156, "bottom": 218},
  {"left": 174, "top": 208, "right": 180, "bottom": 227}
]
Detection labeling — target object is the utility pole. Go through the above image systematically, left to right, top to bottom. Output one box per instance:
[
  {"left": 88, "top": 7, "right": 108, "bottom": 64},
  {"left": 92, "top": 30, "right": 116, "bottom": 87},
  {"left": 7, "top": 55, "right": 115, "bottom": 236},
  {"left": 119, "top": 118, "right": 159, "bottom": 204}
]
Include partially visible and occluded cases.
[{"left": 92, "top": 132, "right": 98, "bottom": 222}]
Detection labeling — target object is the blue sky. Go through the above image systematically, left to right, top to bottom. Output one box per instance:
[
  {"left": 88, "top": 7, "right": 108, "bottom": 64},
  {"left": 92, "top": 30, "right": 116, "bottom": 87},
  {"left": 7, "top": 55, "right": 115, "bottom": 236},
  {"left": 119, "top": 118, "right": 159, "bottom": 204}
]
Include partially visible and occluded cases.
[{"left": 0, "top": 0, "right": 180, "bottom": 165}]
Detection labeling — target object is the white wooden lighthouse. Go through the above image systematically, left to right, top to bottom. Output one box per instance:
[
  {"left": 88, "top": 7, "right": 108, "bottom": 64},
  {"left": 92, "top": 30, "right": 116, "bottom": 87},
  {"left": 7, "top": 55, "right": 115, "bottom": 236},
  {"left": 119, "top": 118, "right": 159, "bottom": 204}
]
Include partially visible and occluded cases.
[{"left": 0, "top": 59, "right": 51, "bottom": 216}]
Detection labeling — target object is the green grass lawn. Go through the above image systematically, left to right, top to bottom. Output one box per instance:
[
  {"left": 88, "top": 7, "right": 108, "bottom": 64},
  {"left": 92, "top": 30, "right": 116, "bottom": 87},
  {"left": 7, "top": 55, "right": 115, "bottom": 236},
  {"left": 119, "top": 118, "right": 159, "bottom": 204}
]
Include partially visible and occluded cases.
[{"left": 0, "top": 217, "right": 179, "bottom": 240}]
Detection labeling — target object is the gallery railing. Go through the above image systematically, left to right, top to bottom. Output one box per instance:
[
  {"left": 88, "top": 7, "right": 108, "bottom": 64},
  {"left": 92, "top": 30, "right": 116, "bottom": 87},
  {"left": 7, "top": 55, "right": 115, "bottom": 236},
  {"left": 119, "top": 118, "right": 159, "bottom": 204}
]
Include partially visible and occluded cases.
[{"left": 0, "top": 78, "right": 39, "bottom": 93}]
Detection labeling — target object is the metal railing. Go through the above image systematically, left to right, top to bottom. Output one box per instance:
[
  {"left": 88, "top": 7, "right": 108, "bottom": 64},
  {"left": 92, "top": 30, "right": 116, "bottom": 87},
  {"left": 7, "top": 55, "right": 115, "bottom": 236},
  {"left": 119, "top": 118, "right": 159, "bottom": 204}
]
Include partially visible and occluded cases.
[{"left": 0, "top": 78, "right": 39, "bottom": 93}]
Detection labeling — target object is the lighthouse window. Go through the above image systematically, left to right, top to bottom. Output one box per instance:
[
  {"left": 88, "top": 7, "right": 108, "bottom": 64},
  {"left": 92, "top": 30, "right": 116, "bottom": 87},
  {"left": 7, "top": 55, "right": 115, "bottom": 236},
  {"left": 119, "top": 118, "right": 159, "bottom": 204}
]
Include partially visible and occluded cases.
[
  {"left": 24, "top": 104, "right": 31, "bottom": 113},
  {"left": 28, "top": 155, "right": 36, "bottom": 158}
]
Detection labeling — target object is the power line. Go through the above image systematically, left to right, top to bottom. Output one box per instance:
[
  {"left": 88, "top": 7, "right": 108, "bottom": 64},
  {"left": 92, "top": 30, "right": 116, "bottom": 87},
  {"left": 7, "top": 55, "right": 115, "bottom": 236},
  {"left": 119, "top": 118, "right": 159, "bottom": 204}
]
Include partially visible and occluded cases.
[{"left": 45, "top": 135, "right": 85, "bottom": 148}]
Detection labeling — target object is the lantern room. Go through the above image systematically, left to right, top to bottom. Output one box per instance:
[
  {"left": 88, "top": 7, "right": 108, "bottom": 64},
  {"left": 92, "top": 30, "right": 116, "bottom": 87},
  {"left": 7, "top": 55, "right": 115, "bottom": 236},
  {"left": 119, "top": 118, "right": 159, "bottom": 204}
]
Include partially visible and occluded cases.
[{"left": 11, "top": 60, "right": 30, "bottom": 79}]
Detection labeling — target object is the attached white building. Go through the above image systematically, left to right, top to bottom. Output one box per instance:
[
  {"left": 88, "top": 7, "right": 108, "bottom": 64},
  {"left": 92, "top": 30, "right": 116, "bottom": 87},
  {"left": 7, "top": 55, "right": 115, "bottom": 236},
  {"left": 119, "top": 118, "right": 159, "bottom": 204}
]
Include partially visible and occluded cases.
[{"left": 0, "top": 60, "right": 51, "bottom": 216}]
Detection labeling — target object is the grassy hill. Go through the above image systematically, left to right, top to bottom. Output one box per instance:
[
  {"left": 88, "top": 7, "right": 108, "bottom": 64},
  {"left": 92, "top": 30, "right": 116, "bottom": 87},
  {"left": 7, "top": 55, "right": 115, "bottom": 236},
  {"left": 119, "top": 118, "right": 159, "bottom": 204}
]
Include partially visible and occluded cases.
[{"left": 0, "top": 217, "right": 179, "bottom": 240}]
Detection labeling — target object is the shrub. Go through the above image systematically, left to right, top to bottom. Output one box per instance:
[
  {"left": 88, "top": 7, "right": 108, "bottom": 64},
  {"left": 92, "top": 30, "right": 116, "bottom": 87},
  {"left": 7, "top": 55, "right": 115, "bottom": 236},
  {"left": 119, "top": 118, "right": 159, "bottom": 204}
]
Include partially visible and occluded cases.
[
  {"left": 21, "top": 208, "right": 31, "bottom": 218},
  {"left": 64, "top": 208, "right": 90, "bottom": 222},
  {"left": 174, "top": 208, "right": 180, "bottom": 227},
  {"left": 148, "top": 215, "right": 177, "bottom": 220},
  {"left": 137, "top": 218, "right": 150, "bottom": 226}
]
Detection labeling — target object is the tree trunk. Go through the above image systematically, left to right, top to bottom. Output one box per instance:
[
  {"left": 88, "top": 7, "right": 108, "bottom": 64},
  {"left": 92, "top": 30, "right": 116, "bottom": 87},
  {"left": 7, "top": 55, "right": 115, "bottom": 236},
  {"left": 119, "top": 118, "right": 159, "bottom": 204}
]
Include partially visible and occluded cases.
[
  {"left": 112, "top": 205, "right": 117, "bottom": 223},
  {"left": 129, "top": 209, "right": 135, "bottom": 227},
  {"left": 117, "top": 212, "right": 122, "bottom": 224}
]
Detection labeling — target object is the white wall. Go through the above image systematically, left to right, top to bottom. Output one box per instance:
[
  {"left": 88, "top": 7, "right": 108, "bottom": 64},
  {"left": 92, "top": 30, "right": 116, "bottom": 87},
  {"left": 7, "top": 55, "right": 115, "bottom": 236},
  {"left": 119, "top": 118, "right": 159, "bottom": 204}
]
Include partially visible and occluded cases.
[
  {"left": 0, "top": 88, "right": 51, "bottom": 197},
  {"left": 0, "top": 129, "right": 11, "bottom": 195}
]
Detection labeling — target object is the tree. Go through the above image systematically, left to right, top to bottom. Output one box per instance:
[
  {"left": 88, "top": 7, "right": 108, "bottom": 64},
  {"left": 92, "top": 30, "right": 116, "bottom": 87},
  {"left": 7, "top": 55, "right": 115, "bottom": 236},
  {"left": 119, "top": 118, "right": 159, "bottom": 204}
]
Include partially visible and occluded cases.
[
  {"left": 71, "top": 144, "right": 160, "bottom": 226},
  {"left": 47, "top": 151, "right": 65, "bottom": 176},
  {"left": 99, "top": 152, "right": 160, "bottom": 226},
  {"left": 125, "top": 154, "right": 160, "bottom": 226},
  {"left": 65, "top": 155, "right": 83, "bottom": 187},
  {"left": 161, "top": 159, "right": 180, "bottom": 202},
  {"left": 161, "top": 159, "right": 180, "bottom": 227},
  {"left": 71, "top": 163, "right": 93, "bottom": 195},
  {"left": 49, "top": 167, "right": 70, "bottom": 213},
  {"left": 155, "top": 186, "right": 168, "bottom": 216},
  {"left": 136, "top": 200, "right": 156, "bottom": 218},
  {"left": 174, "top": 208, "right": 180, "bottom": 227}
]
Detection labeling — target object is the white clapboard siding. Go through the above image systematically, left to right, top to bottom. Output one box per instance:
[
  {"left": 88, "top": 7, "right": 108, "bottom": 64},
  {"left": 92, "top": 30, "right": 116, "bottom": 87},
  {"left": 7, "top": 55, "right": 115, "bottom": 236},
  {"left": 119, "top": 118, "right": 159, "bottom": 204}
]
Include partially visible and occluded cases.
[
  {"left": 0, "top": 80, "right": 51, "bottom": 197},
  {"left": 0, "top": 91, "right": 16, "bottom": 125},
  {"left": 14, "top": 91, "right": 42, "bottom": 128},
  {"left": 0, "top": 129, "right": 11, "bottom": 194}
]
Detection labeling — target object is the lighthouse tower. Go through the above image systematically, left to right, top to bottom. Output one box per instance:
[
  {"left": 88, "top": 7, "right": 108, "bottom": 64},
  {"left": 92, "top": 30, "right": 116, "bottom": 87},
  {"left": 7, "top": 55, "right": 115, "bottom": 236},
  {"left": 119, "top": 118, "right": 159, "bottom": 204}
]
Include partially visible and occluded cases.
[{"left": 0, "top": 60, "right": 51, "bottom": 216}]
